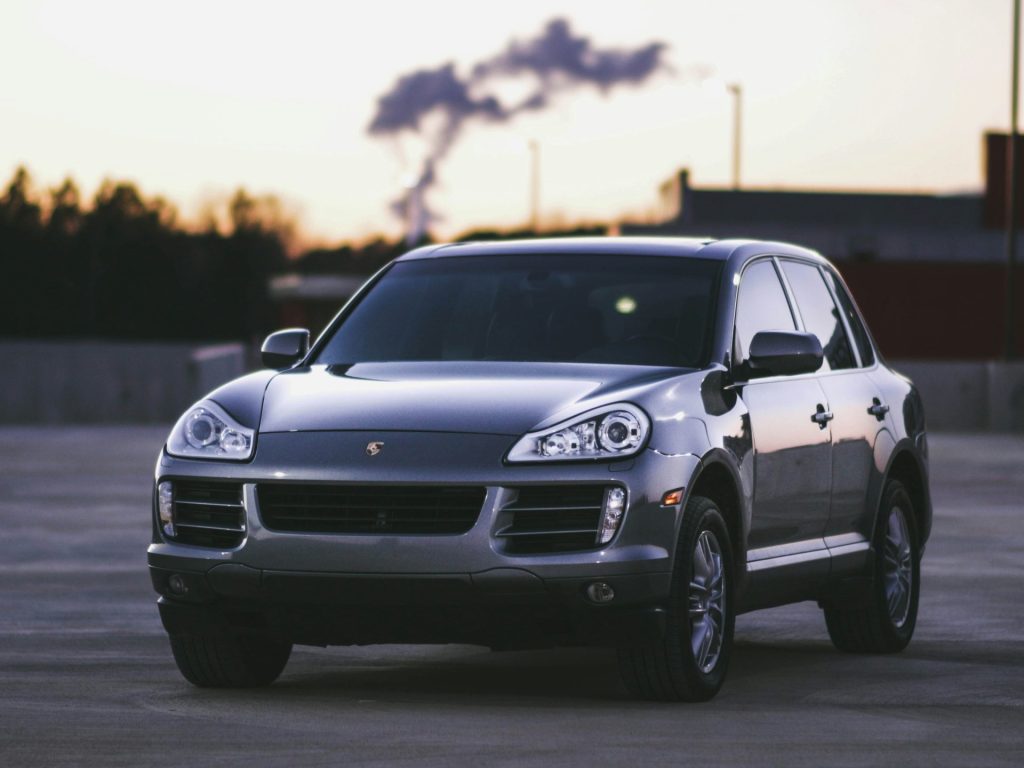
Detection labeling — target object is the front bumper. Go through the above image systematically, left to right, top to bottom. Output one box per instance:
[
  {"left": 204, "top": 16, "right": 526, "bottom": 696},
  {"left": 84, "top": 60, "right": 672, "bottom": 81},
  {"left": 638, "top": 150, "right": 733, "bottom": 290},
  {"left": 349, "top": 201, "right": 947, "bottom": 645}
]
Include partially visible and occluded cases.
[
  {"left": 149, "top": 430, "right": 700, "bottom": 646},
  {"left": 153, "top": 567, "right": 670, "bottom": 648}
]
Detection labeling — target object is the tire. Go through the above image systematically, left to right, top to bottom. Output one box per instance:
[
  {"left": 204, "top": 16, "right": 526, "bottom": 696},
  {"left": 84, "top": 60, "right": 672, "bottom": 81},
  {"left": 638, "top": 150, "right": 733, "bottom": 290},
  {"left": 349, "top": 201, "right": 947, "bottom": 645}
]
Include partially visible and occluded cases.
[
  {"left": 824, "top": 480, "right": 920, "bottom": 653},
  {"left": 617, "top": 495, "right": 735, "bottom": 702},
  {"left": 168, "top": 631, "right": 292, "bottom": 688}
]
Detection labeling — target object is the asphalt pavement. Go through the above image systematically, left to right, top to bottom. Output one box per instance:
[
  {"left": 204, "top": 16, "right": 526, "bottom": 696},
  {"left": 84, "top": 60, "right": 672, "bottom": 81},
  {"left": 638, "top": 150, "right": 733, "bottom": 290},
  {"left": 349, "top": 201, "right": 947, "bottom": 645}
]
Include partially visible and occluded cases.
[{"left": 1, "top": 426, "right": 1022, "bottom": 767}]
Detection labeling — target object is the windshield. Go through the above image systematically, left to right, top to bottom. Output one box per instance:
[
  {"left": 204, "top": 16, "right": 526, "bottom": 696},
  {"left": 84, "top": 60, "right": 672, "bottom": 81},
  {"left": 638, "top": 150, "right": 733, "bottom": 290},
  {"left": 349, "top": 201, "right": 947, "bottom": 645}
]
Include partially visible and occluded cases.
[{"left": 313, "top": 253, "right": 721, "bottom": 367}]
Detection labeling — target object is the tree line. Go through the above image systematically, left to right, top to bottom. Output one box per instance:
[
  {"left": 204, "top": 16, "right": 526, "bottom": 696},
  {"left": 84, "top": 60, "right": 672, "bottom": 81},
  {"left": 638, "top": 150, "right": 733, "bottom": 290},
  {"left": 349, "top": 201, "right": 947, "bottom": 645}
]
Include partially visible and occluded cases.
[
  {"left": 0, "top": 167, "right": 605, "bottom": 342},
  {"left": 1, "top": 167, "right": 295, "bottom": 341}
]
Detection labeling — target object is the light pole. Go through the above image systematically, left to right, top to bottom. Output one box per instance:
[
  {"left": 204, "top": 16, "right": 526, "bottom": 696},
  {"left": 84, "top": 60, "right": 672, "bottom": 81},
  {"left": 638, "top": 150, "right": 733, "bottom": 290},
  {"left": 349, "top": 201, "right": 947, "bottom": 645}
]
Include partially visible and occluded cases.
[
  {"left": 1007, "top": 0, "right": 1020, "bottom": 360},
  {"left": 727, "top": 83, "right": 742, "bottom": 189},
  {"left": 529, "top": 139, "right": 540, "bottom": 233}
]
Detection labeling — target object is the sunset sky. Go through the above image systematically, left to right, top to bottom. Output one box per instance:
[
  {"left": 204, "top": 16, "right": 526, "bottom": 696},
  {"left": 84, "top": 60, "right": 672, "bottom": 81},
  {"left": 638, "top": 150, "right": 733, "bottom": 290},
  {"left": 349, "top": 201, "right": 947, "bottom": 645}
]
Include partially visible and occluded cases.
[{"left": 0, "top": 0, "right": 1016, "bottom": 244}]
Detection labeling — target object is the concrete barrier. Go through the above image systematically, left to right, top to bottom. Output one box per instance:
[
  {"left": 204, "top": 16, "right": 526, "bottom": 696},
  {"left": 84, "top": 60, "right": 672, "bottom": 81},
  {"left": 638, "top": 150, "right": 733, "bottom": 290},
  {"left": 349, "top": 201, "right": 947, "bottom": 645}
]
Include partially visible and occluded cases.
[
  {"left": 0, "top": 340, "right": 246, "bottom": 424},
  {"left": 1, "top": 341, "right": 1020, "bottom": 430},
  {"left": 189, "top": 343, "right": 248, "bottom": 402},
  {"left": 890, "top": 360, "right": 1024, "bottom": 432},
  {"left": 888, "top": 361, "right": 988, "bottom": 432},
  {"left": 985, "top": 362, "right": 1024, "bottom": 432}
]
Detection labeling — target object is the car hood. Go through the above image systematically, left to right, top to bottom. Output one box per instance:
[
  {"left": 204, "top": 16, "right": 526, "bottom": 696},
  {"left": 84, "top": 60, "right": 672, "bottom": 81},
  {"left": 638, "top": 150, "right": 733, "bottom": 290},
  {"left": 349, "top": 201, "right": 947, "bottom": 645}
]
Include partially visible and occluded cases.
[{"left": 255, "top": 362, "right": 687, "bottom": 436}]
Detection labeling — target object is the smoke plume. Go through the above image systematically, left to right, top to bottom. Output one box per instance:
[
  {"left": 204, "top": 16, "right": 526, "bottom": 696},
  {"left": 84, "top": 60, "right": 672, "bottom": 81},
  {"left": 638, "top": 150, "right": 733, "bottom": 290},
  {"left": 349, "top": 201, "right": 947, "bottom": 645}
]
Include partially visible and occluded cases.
[
  {"left": 368, "top": 19, "right": 671, "bottom": 240},
  {"left": 473, "top": 19, "right": 667, "bottom": 109}
]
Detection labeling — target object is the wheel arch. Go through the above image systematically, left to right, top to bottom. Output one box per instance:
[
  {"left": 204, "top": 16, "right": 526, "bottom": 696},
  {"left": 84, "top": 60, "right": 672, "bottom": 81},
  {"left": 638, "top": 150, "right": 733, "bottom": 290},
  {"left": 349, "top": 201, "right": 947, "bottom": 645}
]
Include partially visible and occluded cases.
[
  {"left": 883, "top": 447, "right": 931, "bottom": 550},
  {"left": 683, "top": 451, "right": 748, "bottom": 590}
]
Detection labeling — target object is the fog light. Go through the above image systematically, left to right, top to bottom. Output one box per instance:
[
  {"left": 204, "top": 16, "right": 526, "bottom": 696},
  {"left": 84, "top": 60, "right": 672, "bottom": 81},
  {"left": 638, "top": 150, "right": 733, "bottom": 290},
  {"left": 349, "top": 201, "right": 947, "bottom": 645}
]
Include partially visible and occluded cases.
[
  {"left": 157, "top": 481, "right": 175, "bottom": 537},
  {"left": 598, "top": 487, "right": 626, "bottom": 544},
  {"left": 167, "top": 573, "right": 189, "bottom": 595},
  {"left": 586, "top": 582, "right": 616, "bottom": 603}
]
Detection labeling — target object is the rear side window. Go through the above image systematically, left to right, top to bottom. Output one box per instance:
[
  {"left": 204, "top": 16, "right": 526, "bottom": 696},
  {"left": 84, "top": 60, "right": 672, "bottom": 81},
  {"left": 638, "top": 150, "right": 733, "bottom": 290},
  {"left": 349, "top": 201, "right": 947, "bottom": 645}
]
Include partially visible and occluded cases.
[
  {"left": 734, "top": 260, "right": 796, "bottom": 361},
  {"left": 780, "top": 261, "right": 856, "bottom": 372},
  {"left": 823, "top": 269, "right": 875, "bottom": 366}
]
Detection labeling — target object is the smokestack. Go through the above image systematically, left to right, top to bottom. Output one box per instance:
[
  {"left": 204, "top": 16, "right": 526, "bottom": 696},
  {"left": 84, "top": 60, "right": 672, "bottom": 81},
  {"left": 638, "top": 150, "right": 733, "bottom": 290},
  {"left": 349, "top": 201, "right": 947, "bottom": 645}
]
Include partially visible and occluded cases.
[{"left": 405, "top": 185, "right": 426, "bottom": 246}]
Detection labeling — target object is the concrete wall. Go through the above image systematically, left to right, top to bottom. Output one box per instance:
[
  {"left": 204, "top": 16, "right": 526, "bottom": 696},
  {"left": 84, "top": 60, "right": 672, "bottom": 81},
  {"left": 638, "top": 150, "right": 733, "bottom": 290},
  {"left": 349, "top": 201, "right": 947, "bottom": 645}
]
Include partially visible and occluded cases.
[
  {"left": 0, "top": 340, "right": 246, "bottom": 424},
  {"left": 890, "top": 360, "right": 1024, "bottom": 432}
]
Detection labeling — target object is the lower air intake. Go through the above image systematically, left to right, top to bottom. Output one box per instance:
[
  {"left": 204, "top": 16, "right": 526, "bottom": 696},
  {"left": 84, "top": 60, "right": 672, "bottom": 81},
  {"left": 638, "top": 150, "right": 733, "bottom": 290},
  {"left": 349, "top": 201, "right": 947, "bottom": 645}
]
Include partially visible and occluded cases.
[
  {"left": 169, "top": 479, "right": 246, "bottom": 548},
  {"left": 496, "top": 485, "right": 612, "bottom": 554}
]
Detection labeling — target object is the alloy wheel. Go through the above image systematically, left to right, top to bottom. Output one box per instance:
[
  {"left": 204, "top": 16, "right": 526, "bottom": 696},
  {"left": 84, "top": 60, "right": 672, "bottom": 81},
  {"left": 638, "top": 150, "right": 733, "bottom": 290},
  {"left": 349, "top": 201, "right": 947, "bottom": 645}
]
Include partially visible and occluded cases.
[
  {"left": 882, "top": 506, "right": 913, "bottom": 627},
  {"left": 688, "top": 530, "right": 726, "bottom": 673}
]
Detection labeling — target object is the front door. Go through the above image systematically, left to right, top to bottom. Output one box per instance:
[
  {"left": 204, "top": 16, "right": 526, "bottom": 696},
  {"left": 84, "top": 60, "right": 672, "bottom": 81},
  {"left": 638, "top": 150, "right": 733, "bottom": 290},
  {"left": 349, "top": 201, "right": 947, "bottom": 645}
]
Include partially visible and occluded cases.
[
  {"left": 732, "top": 259, "right": 833, "bottom": 559},
  {"left": 741, "top": 377, "right": 833, "bottom": 552}
]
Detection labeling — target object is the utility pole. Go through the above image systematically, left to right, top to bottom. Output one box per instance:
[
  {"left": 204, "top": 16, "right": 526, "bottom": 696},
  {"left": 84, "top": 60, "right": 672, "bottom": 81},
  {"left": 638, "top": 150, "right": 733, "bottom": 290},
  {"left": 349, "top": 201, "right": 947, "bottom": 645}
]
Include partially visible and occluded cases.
[
  {"left": 1007, "top": 0, "right": 1020, "bottom": 359},
  {"left": 727, "top": 83, "right": 742, "bottom": 190},
  {"left": 529, "top": 139, "right": 540, "bottom": 233}
]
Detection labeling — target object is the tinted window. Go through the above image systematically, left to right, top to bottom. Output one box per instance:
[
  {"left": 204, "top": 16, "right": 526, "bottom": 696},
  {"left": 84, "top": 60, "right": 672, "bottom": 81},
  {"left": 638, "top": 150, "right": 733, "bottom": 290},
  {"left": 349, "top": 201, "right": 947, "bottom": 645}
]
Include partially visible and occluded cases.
[
  {"left": 314, "top": 254, "right": 721, "bottom": 367},
  {"left": 734, "top": 260, "right": 796, "bottom": 361},
  {"left": 780, "top": 261, "right": 855, "bottom": 371},
  {"left": 823, "top": 269, "right": 875, "bottom": 366}
]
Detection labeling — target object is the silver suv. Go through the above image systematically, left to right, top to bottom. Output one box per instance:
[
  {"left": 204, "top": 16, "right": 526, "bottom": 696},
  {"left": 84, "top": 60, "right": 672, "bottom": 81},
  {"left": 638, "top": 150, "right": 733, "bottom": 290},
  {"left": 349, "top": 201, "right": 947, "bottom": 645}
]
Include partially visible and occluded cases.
[{"left": 150, "top": 237, "right": 929, "bottom": 701}]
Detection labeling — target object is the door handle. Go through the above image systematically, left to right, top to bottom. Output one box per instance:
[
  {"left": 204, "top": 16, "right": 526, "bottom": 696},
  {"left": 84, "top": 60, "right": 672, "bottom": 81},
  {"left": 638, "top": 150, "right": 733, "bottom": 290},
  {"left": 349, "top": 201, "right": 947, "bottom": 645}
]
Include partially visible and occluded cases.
[
  {"left": 867, "top": 398, "right": 889, "bottom": 421},
  {"left": 811, "top": 404, "right": 833, "bottom": 429}
]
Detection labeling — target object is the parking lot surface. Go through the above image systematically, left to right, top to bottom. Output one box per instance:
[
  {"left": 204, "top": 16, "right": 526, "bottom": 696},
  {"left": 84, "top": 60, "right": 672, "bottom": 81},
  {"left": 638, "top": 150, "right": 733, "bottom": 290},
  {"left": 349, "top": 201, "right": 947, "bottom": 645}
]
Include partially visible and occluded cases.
[{"left": 1, "top": 427, "right": 1022, "bottom": 766}]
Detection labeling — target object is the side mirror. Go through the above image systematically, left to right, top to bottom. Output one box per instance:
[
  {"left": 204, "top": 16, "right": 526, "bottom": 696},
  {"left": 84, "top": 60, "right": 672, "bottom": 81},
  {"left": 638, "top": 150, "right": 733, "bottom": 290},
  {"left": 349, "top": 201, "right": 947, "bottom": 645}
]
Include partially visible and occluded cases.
[
  {"left": 261, "top": 328, "right": 310, "bottom": 369},
  {"left": 747, "top": 330, "right": 823, "bottom": 377}
]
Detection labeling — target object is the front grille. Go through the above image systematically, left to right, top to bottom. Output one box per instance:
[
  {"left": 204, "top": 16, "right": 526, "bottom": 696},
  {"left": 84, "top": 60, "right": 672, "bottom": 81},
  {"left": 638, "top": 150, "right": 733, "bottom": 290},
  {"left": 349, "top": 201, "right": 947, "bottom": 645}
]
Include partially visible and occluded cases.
[
  {"left": 170, "top": 479, "right": 245, "bottom": 548},
  {"left": 257, "top": 484, "right": 486, "bottom": 535},
  {"left": 496, "top": 486, "right": 611, "bottom": 554}
]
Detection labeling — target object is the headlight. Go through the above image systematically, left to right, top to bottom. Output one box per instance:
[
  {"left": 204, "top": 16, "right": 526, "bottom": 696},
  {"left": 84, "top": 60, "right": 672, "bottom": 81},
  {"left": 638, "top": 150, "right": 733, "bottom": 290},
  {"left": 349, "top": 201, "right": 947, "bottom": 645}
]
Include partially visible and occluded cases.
[
  {"left": 166, "top": 400, "right": 255, "bottom": 461},
  {"left": 506, "top": 404, "right": 650, "bottom": 463}
]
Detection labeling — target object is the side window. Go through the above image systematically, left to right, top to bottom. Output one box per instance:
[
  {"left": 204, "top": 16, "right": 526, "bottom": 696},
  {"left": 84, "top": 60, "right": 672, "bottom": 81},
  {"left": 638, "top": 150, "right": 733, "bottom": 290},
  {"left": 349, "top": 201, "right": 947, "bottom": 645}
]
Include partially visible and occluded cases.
[
  {"left": 734, "top": 260, "right": 796, "bottom": 361},
  {"left": 780, "top": 261, "right": 856, "bottom": 372},
  {"left": 823, "top": 269, "right": 875, "bottom": 366}
]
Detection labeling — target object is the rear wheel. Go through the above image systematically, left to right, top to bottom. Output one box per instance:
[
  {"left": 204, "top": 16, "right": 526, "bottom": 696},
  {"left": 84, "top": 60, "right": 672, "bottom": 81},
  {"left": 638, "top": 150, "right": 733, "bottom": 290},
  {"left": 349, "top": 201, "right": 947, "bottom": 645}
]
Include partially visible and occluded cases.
[
  {"left": 824, "top": 480, "right": 920, "bottom": 653},
  {"left": 617, "top": 495, "right": 735, "bottom": 701},
  {"left": 168, "top": 631, "right": 292, "bottom": 688}
]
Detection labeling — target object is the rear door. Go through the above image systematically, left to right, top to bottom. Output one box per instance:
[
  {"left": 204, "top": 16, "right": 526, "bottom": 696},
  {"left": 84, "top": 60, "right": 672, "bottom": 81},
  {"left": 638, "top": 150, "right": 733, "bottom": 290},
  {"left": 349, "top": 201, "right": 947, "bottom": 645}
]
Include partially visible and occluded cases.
[{"left": 778, "top": 260, "right": 884, "bottom": 572}]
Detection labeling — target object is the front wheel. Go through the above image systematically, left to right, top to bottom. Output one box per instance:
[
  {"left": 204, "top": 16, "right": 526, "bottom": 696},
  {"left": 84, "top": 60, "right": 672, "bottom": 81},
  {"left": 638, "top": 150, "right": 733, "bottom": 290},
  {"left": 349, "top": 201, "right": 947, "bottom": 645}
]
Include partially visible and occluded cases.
[
  {"left": 824, "top": 480, "right": 920, "bottom": 653},
  {"left": 617, "top": 495, "right": 735, "bottom": 701},
  {"left": 168, "top": 631, "right": 292, "bottom": 688}
]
